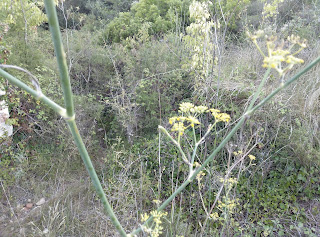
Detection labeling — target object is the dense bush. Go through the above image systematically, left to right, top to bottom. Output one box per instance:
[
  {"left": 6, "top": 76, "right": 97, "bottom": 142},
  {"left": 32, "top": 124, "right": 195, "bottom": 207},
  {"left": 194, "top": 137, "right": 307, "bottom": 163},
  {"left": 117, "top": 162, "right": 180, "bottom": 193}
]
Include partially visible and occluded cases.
[{"left": 102, "top": 0, "right": 191, "bottom": 43}]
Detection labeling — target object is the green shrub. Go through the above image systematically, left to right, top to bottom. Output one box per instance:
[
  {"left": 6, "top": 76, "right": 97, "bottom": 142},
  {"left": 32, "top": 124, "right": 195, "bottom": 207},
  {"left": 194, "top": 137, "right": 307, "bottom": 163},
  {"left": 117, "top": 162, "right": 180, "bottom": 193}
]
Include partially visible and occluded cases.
[{"left": 102, "top": 0, "right": 191, "bottom": 43}]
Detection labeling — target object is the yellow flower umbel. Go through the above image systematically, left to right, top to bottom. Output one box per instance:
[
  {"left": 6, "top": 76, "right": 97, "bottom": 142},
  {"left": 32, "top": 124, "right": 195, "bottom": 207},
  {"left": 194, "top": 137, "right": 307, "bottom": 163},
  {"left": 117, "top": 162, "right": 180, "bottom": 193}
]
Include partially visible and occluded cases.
[
  {"left": 247, "top": 31, "right": 307, "bottom": 78},
  {"left": 168, "top": 103, "right": 230, "bottom": 136},
  {"left": 168, "top": 103, "right": 206, "bottom": 136},
  {"left": 208, "top": 108, "right": 230, "bottom": 123},
  {"left": 171, "top": 122, "right": 187, "bottom": 136},
  {"left": 141, "top": 210, "right": 168, "bottom": 237}
]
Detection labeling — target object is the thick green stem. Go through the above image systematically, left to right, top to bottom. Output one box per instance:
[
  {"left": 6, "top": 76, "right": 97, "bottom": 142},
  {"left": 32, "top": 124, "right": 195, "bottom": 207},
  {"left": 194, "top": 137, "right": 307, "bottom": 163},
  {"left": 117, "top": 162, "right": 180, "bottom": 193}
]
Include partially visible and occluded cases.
[
  {"left": 43, "top": 0, "right": 127, "bottom": 235},
  {"left": 44, "top": 0, "right": 74, "bottom": 117},
  {"left": 66, "top": 119, "right": 127, "bottom": 236}
]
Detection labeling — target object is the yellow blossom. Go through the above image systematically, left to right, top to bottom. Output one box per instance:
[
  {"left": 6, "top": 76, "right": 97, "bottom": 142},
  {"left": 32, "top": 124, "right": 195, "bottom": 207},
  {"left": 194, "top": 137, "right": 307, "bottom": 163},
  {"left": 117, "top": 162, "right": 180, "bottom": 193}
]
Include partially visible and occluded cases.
[
  {"left": 248, "top": 31, "right": 306, "bottom": 76},
  {"left": 286, "top": 55, "right": 304, "bottom": 64},
  {"left": 179, "top": 102, "right": 194, "bottom": 113},
  {"left": 194, "top": 105, "right": 208, "bottom": 113},
  {"left": 208, "top": 108, "right": 230, "bottom": 123},
  {"left": 209, "top": 108, "right": 220, "bottom": 116},
  {"left": 215, "top": 113, "right": 231, "bottom": 123},
  {"left": 169, "top": 116, "right": 177, "bottom": 125},
  {"left": 177, "top": 116, "right": 187, "bottom": 122},
  {"left": 187, "top": 116, "right": 200, "bottom": 125},
  {"left": 171, "top": 122, "right": 186, "bottom": 135},
  {"left": 233, "top": 150, "right": 243, "bottom": 156},
  {"left": 248, "top": 154, "right": 256, "bottom": 160},
  {"left": 194, "top": 162, "right": 201, "bottom": 167},
  {"left": 196, "top": 171, "right": 206, "bottom": 181},
  {"left": 152, "top": 200, "right": 161, "bottom": 205},
  {"left": 210, "top": 212, "right": 219, "bottom": 220},
  {"left": 141, "top": 213, "right": 149, "bottom": 222}
]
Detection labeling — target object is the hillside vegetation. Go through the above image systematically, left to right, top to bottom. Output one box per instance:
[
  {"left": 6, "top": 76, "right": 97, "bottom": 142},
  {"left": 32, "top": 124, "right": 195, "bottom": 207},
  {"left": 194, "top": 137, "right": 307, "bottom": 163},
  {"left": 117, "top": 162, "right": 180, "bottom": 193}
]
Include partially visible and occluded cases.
[{"left": 0, "top": 0, "right": 319, "bottom": 236}]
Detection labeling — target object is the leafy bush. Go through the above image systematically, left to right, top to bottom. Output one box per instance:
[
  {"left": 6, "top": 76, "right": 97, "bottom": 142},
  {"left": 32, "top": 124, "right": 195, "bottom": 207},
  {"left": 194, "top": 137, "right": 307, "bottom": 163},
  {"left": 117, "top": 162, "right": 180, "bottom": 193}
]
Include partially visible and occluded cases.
[{"left": 102, "top": 0, "right": 191, "bottom": 43}]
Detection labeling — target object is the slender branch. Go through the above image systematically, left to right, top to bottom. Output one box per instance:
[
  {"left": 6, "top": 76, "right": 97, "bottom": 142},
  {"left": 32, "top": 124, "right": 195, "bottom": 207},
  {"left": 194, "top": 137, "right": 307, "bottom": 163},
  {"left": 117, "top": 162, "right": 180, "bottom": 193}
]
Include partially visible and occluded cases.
[
  {"left": 44, "top": 0, "right": 74, "bottom": 117},
  {"left": 0, "top": 64, "right": 41, "bottom": 92},
  {"left": 0, "top": 68, "right": 66, "bottom": 117},
  {"left": 247, "top": 68, "right": 270, "bottom": 110},
  {"left": 190, "top": 123, "right": 215, "bottom": 172},
  {"left": 158, "top": 126, "right": 191, "bottom": 166}
]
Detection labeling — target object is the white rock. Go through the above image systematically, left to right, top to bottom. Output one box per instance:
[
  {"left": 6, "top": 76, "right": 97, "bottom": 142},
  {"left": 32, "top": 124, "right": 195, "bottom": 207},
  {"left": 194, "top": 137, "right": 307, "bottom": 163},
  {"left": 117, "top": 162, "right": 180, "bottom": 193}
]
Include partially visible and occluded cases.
[
  {"left": 0, "top": 90, "right": 13, "bottom": 138},
  {"left": 36, "top": 198, "right": 46, "bottom": 206}
]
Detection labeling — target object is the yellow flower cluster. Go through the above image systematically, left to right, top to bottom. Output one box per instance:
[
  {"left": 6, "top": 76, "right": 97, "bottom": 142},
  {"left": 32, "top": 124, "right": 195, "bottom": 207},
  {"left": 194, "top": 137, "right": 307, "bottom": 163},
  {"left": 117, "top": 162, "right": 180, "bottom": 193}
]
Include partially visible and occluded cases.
[
  {"left": 262, "top": 0, "right": 284, "bottom": 18},
  {"left": 247, "top": 31, "right": 307, "bottom": 76},
  {"left": 179, "top": 102, "right": 208, "bottom": 114},
  {"left": 168, "top": 103, "right": 231, "bottom": 135},
  {"left": 208, "top": 108, "right": 231, "bottom": 123},
  {"left": 170, "top": 121, "right": 187, "bottom": 135},
  {"left": 233, "top": 150, "right": 243, "bottom": 156},
  {"left": 233, "top": 150, "right": 256, "bottom": 160},
  {"left": 248, "top": 154, "right": 256, "bottom": 161},
  {"left": 194, "top": 162, "right": 201, "bottom": 167},
  {"left": 196, "top": 170, "right": 206, "bottom": 181},
  {"left": 219, "top": 177, "right": 238, "bottom": 185},
  {"left": 219, "top": 177, "right": 238, "bottom": 190},
  {"left": 218, "top": 198, "right": 238, "bottom": 213},
  {"left": 152, "top": 199, "right": 161, "bottom": 205},
  {"left": 141, "top": 210, "right": 168, "bottom": 237},
  {"left": 209, "top": 212, "right": 219, "bottom": 220},
  {"left": 141, "top": 213, "right": 149, "bottom": 222}
]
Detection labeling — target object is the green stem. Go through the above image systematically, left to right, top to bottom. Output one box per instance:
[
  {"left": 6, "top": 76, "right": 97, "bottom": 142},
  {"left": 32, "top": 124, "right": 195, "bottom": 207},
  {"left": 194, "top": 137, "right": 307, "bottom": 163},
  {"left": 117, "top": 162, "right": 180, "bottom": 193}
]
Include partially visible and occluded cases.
[
  {"left": 43, "top": 0, "right": 127, "bottom": 235},
  {"left": 44, "top": 0, "right": 74, "bottom": 117},
  {"left": 253, "top": 40, "right": 266, "bottom": 58},
  {"left": 0, "top": 68, "right": 66, "bottom": 117},
  {"left": 0, "top": 68, "right": 128, "bottom": 236},
  {"left": 247, "top": 68, "right": 270, "bottom": 110},
  {"left": 158, "top": 126, "right": 191, "bottom": 166},
  {"left": 192, "top": 126, "right": 197, "bottom": 146}
]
